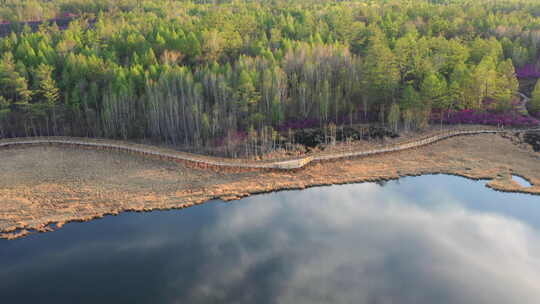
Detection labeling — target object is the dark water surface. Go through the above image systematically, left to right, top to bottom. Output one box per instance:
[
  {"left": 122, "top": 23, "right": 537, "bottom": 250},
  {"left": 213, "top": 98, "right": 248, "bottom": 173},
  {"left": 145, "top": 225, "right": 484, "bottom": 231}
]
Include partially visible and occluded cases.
[{"left": 1, "top": 175, "right": 540, "bottom": 304}]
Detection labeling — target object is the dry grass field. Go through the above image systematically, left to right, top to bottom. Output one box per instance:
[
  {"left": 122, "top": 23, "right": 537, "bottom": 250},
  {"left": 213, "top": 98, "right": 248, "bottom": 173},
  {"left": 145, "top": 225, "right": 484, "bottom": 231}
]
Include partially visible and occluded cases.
[{"left": 1, "top": 132, "right": 539, "bottom": 239}]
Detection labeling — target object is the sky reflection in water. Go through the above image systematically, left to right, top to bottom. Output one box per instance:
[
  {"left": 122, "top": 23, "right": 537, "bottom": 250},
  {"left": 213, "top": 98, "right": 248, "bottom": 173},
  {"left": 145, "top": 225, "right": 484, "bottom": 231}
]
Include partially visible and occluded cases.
[{"left": 1, "top": 175, "right": 540, "bottom": 304}]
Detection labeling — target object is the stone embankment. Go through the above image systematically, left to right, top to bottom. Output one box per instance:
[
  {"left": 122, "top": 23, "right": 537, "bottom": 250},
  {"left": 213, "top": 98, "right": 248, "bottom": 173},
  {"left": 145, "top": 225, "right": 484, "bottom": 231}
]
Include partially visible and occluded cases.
[{"left": 0, "top": 128, "right": 538, "bottom": 170}]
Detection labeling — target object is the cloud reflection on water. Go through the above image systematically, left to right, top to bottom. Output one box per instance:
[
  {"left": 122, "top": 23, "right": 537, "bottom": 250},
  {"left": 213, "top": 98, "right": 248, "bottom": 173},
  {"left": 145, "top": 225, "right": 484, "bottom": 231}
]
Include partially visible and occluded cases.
[
  {"left": 1, "top": 175, "right": 540, "bottom": 304},
  {"left": 176, "top": 181, "right": 540, "bottom": 304}
]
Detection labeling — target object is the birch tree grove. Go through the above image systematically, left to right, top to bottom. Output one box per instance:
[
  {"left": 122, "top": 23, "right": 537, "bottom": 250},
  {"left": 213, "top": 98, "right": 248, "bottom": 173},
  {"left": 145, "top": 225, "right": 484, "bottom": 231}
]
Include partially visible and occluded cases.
[{"left": 0, "top": 0, "right": 536, "bottom": 155}]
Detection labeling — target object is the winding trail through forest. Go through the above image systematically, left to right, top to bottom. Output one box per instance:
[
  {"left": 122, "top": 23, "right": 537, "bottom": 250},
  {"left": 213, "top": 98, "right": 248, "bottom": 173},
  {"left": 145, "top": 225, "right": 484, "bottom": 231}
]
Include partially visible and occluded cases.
[{"left": 1, "top": 127, "right": 538, "bottom": 170}]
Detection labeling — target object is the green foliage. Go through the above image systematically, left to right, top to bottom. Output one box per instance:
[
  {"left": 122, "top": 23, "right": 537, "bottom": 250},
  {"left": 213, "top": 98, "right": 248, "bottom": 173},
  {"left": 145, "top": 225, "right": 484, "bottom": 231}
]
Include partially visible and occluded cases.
[
  {"left": 0, "top": 0, "right": 538, "bottom": 148},
  {"left": 363, "top": 31, "right": 399, "bottom": 105},
  {"left": 0, "top": 52, "right": 32, "bottom": 104},
  {"left": 471, "top": 55, "right": 499, "bottom": 108},
  {"left": 494, "top": 59, "right": 519, "bottom": 111},
  {"left": 35, "top": 64, "right": 59, "bottom": 105},
  {"left": 420, "top": 72, "right": 448, "bottom": 110},
  {"left": 531, "top": 80, "right": 540, "bottom": 114},
  {"left": 387, "top": 103, "right": 400, "bottom": 132}
]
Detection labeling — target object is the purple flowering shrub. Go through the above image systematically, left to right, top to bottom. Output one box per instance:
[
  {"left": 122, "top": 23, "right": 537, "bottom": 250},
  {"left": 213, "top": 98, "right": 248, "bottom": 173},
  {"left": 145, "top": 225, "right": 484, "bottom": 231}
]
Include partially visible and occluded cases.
[
  {"left": 516, "top": 63, "right": 540, "bottom": 79},
  {"left": 279, "top": 109, "right": 540, "bottom": 132},
  {"left": 437, "top": 109, "right": 540, "bottom": 127},
  {"left": 213, "top": 130, "right": 247, "bottom": 147}
]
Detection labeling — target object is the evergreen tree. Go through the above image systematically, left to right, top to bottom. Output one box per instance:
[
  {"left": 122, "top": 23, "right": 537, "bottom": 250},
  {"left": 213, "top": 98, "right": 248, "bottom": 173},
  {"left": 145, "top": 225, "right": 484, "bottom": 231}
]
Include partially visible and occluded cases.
[
  {"left": 362, "top": 31, "right": 399, "bottom": 123},
  {"left": 0, "top": 52, "right": 32, "bottom": 104},
  {"left": 494, "top": 59, "right": 519, "bottom": 112},
  {"left": 35, "top": 64, "right": 59, "bottom": 105},
  {"left": 420, "top": 72, "right": 448, "bottom": 126},
  {"left": 530, "top": 80, "right": 540, "bottom": 116}
]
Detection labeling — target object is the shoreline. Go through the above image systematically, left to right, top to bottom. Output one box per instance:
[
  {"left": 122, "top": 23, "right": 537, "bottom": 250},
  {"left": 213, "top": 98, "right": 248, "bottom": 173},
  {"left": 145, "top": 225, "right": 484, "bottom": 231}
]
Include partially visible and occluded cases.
[{"left": 1, "top": 131, "right": 539, "bottom": 240}]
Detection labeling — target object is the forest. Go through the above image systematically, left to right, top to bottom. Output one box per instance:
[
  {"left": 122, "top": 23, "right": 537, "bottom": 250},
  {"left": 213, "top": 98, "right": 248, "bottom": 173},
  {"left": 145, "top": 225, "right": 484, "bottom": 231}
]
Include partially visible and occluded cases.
[{"left": 1, "top": 0, "right": 540, "bottom": 156}]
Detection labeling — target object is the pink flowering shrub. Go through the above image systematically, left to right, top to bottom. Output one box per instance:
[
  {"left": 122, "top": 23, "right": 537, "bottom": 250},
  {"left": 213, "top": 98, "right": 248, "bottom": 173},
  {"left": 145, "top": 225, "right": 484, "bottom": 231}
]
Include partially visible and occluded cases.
[{"left": 438, "top": 110, "right": 540, "bottom": 127}]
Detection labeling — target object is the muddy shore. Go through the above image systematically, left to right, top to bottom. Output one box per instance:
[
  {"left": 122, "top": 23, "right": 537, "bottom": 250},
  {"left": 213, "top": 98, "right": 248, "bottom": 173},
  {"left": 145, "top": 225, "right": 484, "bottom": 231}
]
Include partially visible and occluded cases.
[{"left": 1, "top": 132, "right": 539, "bottom": 239}]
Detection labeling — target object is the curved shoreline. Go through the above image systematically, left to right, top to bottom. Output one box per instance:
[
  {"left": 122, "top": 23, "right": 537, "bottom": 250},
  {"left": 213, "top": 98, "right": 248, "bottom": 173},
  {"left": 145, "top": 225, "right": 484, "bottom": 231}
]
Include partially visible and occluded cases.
[{"left": 1, "top": 130, "right": 539, "bottom": 240}]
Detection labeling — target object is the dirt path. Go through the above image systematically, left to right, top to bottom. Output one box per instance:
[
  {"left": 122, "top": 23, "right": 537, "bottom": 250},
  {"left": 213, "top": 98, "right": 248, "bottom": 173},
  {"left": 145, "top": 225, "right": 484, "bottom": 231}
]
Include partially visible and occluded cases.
[{"left": 1, "top": 131, "right": 539, "bottom": 240}]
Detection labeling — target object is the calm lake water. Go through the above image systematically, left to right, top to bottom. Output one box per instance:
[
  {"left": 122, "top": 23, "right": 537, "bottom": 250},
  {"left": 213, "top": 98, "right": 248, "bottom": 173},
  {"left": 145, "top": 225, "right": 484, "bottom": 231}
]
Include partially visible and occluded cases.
[{"left": 1, "top": 175, "right": 540, "bottom": 304}]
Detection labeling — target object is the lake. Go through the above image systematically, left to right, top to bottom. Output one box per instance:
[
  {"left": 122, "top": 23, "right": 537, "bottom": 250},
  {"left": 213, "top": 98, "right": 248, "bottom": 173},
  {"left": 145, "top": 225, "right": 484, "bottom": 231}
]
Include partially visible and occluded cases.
[{"left": 1, "top": 175, "right": 540, "bottom": 304}]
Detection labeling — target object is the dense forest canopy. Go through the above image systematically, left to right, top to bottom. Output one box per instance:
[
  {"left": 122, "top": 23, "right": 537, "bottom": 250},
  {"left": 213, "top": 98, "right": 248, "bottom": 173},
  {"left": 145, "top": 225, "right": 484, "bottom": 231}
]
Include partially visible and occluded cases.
[{"left": 1, "top": 0, "right": 540, "bottom": 155}]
